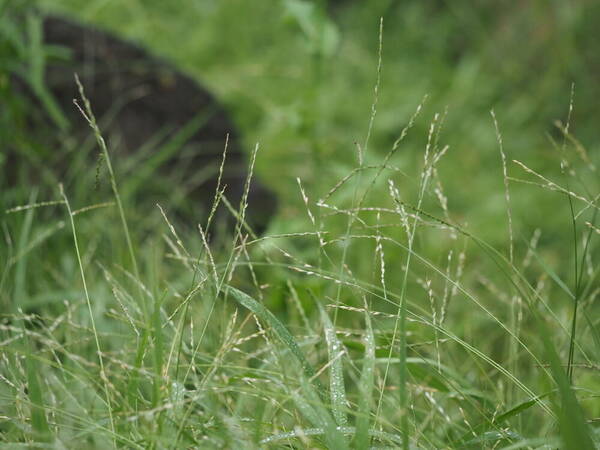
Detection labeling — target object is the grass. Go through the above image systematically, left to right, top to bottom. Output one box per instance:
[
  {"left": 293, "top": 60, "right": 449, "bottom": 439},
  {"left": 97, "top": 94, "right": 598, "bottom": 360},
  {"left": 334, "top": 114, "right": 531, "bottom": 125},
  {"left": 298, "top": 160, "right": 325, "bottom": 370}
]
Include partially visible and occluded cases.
[{"left": 1, "top": 1, "right": 599, "bottom": 448}]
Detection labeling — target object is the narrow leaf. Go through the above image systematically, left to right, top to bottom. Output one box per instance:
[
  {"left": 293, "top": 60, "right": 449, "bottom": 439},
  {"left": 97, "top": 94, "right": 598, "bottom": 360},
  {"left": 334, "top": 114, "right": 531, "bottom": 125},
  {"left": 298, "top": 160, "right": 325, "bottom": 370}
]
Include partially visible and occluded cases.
[
  {"left": 226, "top": 286, "right": 320, "bottom": 389},
  {"left": 354, "top": 298, "right": 375, "bottom": 449},
  {"left": 318, "top": 302, "right": 348, "bottom": 427},
  {"left": 534, "top": 310, "right": 595, "bottom": 449},
  {"left": 26, "top": 353, "right": 51, "bottom": 442}
]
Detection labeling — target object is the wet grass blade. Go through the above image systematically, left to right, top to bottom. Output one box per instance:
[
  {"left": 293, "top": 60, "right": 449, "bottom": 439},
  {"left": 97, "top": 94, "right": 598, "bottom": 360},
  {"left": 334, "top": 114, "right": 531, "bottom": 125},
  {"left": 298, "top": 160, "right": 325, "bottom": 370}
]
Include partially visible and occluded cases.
[
  {"left": 226, "top": 286, "right": 321, "bottom": 391},
  {"left": 227, "top": 287, "right": 345, "bottom": 447},
  {"left": 152, "top": 291, "right": 166, "bottom": 419},
  {"left": 354, "top": 298, "right": 375, "bottom": 449},
  {"left": 318, "top": 302, "right": 348, "bottom": 427},
  {"left": 292, "top": 375, "right": 350, "bottom": 450}
]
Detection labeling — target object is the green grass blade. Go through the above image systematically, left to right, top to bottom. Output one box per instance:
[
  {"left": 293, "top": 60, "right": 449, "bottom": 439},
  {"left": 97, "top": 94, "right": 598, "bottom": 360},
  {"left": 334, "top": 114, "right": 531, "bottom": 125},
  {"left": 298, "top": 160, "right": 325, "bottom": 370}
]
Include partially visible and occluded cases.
[
  {"left": 25, "top": 13, "right": 68, "bottom": 130},
  {"left": 74, "top": 75, "right": 146, "bottom": 319},
  {"left": 61, "top": 186, "right": 116, "bottom": 446},
  {"left": 13, "top": 189, "right": 36, "bottom": 314},
  {"left": 527, "top": 242, "right": 574, "bottom": 299},
  {"left": 226, "top": 286, "right": 321, "bottom": 392},
  {"left": 227, "top": 287, "right": 346, "bottom": 447},
  {"left": 152, "top": 291, "right": 166, "bottom": 411},
  {"left": 354, "top": 298, "right": 375, "bottom": 449},
  {"left": 318, "top": 302, "right": 348, "bottom": 427},
  {"left": 534, "top": 310, "right": 595, "bottom": 449},
  {"left": 582, "top": 310, "right": 600, "bottom": 361},
  {"left": 127, "top": 330, "right": 149, "bottom": 410},
  {"left": 25, "top": 352, "right": 52, "bottom": 442},
  {"left": 292, "top": 376, "right": 349, "bottom": 450},
  {"left": 452, "top": 391, "right": 553, "bottom": 446},
  {"left": 493, "top": 392, "right": 553, "bottom": 424},
  {"left": 261, "top": 426, "right": 404, "bottom": 447}
]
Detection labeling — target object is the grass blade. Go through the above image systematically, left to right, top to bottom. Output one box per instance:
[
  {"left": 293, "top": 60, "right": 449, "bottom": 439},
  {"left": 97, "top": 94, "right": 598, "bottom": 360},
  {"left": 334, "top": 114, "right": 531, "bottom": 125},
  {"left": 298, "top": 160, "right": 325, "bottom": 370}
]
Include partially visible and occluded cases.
[
  {"left": 74, "top": 75, "right": 145, "bottom": 319},
  {"left": 61, "top": 185, "right": 116, "bottom": 446},
  {"left": 226, "top": 286, "right": 321, "bottom": 391},
  {"left": 227, "top": 287, "right": 346, "bottom": 447},
  {"left": 354, "top": 297, "right": 375, "bottom": 449},
  {"left": 318, "top": 302, "right": 348, "bottom": 427},
  {"left": 534, "top": 310, "right": 595, "bottom": 449},
  {"left": 25, "top": 352, "right": 52, "bottom": 442},
  {"left": 292, "top": 375, "right": 350, "bottom": 450},
  {"left": 452, "top": 392, "right": 553, "bottom": 446},
  {"left": 493, "top": 392, "right": 553, "bottom": 424}
]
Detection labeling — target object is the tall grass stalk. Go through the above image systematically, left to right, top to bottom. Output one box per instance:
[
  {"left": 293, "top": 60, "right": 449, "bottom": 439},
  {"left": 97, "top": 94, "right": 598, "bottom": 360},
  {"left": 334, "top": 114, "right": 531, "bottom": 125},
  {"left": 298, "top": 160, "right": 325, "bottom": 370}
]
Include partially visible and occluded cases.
[
  {"left": 332, "top": 18, "right": 383, "bottom": 328},
  {"left": 73, "top": 75, "right": 145, "bottom": 319},
  {"left": 60, "top": 184, "right": 116, "bottom": 446}
]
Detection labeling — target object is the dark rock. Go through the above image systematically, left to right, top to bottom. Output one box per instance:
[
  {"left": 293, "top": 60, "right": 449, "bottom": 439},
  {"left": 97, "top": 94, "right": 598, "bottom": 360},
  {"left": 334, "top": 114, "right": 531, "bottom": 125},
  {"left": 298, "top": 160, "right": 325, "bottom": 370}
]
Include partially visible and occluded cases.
[{"left": 5, "top": 14, "right": 276, "bottom": 232}]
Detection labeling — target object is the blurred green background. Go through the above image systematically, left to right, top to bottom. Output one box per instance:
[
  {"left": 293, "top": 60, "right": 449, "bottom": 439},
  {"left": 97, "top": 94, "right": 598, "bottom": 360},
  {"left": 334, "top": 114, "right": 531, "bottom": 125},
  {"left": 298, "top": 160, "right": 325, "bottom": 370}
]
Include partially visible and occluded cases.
[{"left": 25, "top": 0, "right": 597, "bottom": 243}]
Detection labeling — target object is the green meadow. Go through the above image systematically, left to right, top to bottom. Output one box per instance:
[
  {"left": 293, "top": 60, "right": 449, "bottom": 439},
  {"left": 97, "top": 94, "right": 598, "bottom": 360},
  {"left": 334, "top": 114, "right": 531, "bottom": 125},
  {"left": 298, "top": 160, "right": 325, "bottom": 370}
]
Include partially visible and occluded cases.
[{"left": 1, "top": 1, "right": 598, "bottom": 448}]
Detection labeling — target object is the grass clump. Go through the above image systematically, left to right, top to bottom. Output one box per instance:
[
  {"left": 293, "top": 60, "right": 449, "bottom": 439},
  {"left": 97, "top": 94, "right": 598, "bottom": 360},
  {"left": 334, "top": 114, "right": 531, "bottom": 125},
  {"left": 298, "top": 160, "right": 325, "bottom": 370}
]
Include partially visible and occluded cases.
[
  {"left": 1, "top": 2, "right": 599, "bottom": 449},
  {"left": 2, "top": 79, "right": 598, "bottom": 447}
]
